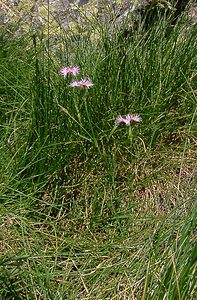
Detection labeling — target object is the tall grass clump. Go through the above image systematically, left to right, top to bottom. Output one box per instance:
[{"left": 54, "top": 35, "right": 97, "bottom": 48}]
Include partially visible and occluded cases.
[
  {"left": 0, "top": 3, "right": 196, "bottom": 299},
  {"left": 17, "top": 15, "right": 196, "bottom": 177}
]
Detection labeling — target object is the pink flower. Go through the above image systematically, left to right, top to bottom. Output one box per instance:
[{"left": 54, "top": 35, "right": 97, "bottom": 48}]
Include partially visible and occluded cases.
[
  {"left": 60, "top": 66, "right": 80, "bottom": 76},
  {"left": 69, "top": 78, "right": 94, "bottom": 88},
  {"left": 116, "top": 114, "right": 142, "bottom": 126}
]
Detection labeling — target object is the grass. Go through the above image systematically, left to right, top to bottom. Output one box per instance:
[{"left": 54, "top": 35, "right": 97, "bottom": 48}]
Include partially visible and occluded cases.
[{"left": 0, "top": 5, "right": 197, "bottom": 299}]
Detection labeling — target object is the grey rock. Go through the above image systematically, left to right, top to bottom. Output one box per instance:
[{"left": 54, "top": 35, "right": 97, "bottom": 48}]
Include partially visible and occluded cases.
[{"left": 0, "top": 0, "right": 196, "bottom": 39}]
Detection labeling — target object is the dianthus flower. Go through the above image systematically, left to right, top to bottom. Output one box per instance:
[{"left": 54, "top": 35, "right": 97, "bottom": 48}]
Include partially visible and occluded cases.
[
  {"left": 60, "top": 66, "right": 80, "bottom": 76},
  {"left": 69, "top": 78, "right": 94, "bottom": 88},
  {"left": 116, "top": 114, "right": 142, "bottom": 126}
]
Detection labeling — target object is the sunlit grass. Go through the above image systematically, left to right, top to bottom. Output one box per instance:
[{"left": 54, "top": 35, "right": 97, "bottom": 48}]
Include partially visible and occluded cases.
[{"left": 0, "top": 7, "right": 196, "bottom": 299}]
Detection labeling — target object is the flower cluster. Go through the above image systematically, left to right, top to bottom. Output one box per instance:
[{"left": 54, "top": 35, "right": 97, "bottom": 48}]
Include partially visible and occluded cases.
[
  {"left": 60, "top": 65, "right": 94, "bottom": 88},
  {"left": 59, "top": 66, "right": 142, "bottom": 126}
]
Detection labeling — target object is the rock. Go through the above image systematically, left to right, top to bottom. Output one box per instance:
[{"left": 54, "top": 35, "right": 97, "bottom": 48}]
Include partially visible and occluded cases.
[{"left": 0, "top": 0, "right": 196, "bottom": 41}]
